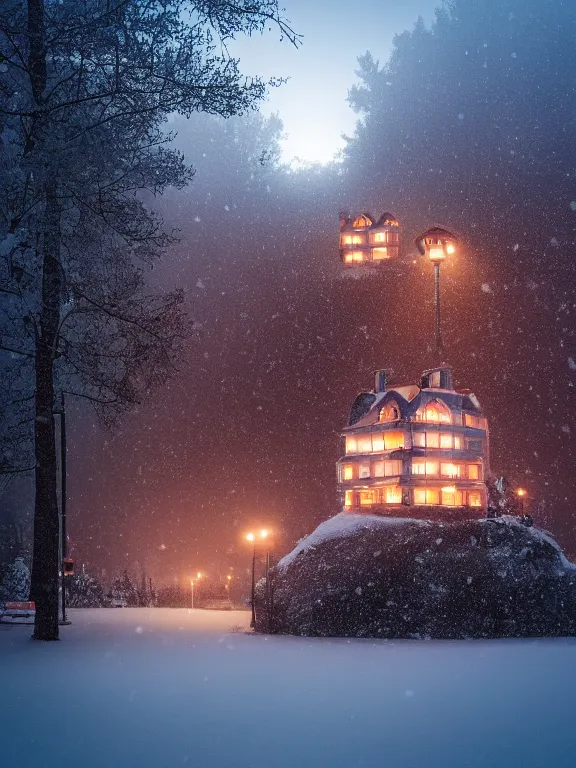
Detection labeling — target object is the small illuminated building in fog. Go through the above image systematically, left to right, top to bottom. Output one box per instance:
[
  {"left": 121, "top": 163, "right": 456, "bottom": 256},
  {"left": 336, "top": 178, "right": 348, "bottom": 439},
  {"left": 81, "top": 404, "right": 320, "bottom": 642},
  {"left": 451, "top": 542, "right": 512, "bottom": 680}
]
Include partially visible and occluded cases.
[
  {"left": 339, "top": 211, "right": 400, "bottom": 264},
  {"left": 337, "top": 367, "right": 489, "bottom": 518}
]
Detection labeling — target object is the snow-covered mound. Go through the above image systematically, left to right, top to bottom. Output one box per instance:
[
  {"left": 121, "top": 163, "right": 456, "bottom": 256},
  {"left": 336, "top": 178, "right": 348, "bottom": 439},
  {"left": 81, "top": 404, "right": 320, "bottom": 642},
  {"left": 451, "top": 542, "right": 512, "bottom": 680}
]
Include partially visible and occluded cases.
[{"left": 261, "top": 514, "right": 576, "bottom": 639}]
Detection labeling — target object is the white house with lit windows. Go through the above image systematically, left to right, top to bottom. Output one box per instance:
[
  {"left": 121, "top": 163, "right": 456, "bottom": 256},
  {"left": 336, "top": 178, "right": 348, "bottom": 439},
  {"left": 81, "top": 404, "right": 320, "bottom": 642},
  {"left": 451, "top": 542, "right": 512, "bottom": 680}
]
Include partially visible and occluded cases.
[
  {"left": 339, "top": 211, "right": 400, "bottom": 264},
  {"left": 337, "top": 367, "right": 489, "bottom": 518}
]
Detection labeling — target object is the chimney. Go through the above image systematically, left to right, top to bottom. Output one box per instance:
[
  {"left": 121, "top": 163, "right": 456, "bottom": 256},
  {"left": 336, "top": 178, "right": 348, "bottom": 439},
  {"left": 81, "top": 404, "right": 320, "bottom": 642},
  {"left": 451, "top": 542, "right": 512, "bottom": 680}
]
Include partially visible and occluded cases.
[
  {"left": 339, "top": 210, "right": 351, "bottom": 230},
  {"left": 374, "top": 370, "right": 387, "bottom": 393}
]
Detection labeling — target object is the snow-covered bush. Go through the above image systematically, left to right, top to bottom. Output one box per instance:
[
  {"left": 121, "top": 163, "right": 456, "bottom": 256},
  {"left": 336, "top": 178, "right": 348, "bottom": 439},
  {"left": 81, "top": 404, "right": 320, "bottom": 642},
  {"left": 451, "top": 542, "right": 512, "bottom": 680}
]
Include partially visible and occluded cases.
[
  {"left": 260, "top": 514, "right": 576, "bottom": 639},
  {"left": 1, "top": 556, "right": 30, "bottom": 602}
]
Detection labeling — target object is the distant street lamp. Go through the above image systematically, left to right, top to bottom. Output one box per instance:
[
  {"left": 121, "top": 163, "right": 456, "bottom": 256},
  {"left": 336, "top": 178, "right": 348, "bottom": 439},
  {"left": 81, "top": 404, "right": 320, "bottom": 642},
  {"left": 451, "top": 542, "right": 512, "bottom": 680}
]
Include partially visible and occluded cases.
[
  {"left": 415, "top": 227, "right": 458, "bottom": 357},
  {"left": 516, "top": 488, "right": 527, "bottom": 516},
  {"left": 246, "top": 529, "right": 270, "bottom": 628},
  {"left": 190, "top": 571, "right": 202, "bottom": 609}
]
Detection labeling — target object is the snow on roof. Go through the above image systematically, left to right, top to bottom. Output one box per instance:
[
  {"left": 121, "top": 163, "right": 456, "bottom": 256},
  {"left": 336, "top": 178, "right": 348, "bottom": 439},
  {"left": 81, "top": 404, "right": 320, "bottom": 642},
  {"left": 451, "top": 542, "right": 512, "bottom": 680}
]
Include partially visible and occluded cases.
[{"left": 277, "top": 513, "right": 429, "bottom": 571}]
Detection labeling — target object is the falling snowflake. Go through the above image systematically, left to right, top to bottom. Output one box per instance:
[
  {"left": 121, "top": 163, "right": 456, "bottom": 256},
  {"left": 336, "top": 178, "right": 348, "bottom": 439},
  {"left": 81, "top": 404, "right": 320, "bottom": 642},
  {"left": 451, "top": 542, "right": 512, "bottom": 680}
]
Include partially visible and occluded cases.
[
  {"left": 196, "top": 278, "right": 206, "bottom": 289},
  {"left": 481, "top": 283, "right": 492, "bottom": 293},
  {"left": 568, "top": 357, "right": 576, "bottom": 371},
  {"left": 562, "top": 425, "right": 571, "bottom": 434}
]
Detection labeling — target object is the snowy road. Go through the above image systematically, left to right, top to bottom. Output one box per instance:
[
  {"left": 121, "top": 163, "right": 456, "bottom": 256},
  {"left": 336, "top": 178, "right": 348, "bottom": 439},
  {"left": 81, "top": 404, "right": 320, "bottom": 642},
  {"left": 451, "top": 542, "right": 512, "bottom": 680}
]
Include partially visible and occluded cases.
[{"left": 2, "top": 608, "right": 576, "bottom": 768}]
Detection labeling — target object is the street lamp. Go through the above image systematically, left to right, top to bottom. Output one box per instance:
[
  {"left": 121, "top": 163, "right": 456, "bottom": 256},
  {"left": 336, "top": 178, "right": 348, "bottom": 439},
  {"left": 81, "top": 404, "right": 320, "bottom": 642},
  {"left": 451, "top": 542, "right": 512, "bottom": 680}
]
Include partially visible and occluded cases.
[
  {"left": 415, "top": 227, "right": 458, "bottom": 357},
  {"left": 516, "top": 488, "right": 527, "bottom": 516},
  {"left": 246, "top": 529, "right": 270, "bottom": 628},
  {"left": 190, "top": 571, "right": 202, "bottom": 609}
]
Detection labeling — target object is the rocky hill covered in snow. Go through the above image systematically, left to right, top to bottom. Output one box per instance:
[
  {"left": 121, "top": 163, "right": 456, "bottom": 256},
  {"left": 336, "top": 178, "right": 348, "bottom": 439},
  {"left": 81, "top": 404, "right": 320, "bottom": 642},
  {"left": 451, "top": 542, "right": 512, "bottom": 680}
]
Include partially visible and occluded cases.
[{"left": 259, "top": 514, "right": 576, "bottom": 639}]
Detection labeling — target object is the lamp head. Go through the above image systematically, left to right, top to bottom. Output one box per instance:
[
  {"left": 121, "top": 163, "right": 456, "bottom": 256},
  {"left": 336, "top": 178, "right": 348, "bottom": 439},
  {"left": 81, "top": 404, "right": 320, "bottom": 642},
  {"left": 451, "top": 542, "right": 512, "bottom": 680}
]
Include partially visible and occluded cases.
[{"left": 415, "top": 226, "right": 457, "bottom": 263}]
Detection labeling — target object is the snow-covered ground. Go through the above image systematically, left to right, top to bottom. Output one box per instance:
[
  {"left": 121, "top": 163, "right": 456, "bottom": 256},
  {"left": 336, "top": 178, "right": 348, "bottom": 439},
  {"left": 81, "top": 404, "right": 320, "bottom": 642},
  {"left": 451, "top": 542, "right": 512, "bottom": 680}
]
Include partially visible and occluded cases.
[{"left": 2, "top": 608, "right": 576, "bottom": 767}]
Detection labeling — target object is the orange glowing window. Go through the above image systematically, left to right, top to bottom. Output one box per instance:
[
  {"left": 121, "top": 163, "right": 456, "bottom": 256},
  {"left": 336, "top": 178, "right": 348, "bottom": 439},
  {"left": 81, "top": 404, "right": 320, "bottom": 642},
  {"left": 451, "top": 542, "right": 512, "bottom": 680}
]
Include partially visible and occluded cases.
[
  {"left": 353, "top": 215, "right": 372, "bottom": 228},
  {"left": 373, "top": 231, "right": 387, "bottom": 243},
  {"left": 372, "top": 248, "right": 389, "bottom": 260},
  {"left": 417, "top": 401, "right": 452, "bottom": 424},
  {"left": 379, "top": 402, "right": 400, "bottom": 422},
  {"left": 465, "top": 414, "right": 486, "bottom": 429},
  {"left": 384, "top": 431, "right": 404, "bottom": 450},
  {"left": 412, "top": 432, "right": 425, "bottom": 448},
  {"left": 426, "top": 432, "right": 440, "bottom": 448},
  {"left": 440, "top": 433, "right": 453, "bottom": 449},
  {"left": 357, "top": 434, "right": 372, "bottom": 453},
  {"left": 372, "top": 434, "right": 384, "bottom": 452},
  {"left": 454, "top": 435, "right": 462, "bottom": 449},
  {"left": 345, "top": 436, "right": 358, "bottom": 454},
  {"left": 385, "top": 460, "right": 402, "bottom": 477},
  {"left": 373, "top": 461, "right": 385, "bottom": 477},
  {"left": 412, "top": 461, "right": 439, "bottom": 476},
  {"left": 440, "top": 462, "right": 461, "bottom": 478},
  {"left": 358, "top": 464, "right": 370, "bottom": 479},
  {"left": 468, "top": 464, "right": 481, "bottom": 480},
  {"left": 343, "top": 465, "right": 354, "bottom": 480},
  {"left": 385, "top": 486, "right": 402, "bottom": 504},
  {"left": 414, "top": 488, "right": 440, "bottom": 505},
  {"left": 441, "top": 489, "right": 464, "bottom": 506},
  {"left": 344, "top": 490, "right": 354, "bottom": 507},
  {"left": 359, "top": 490, "right": 375, "bottom": 506},
  {"left": 468, "top": 491, "right": 482, "bottom": 507}
]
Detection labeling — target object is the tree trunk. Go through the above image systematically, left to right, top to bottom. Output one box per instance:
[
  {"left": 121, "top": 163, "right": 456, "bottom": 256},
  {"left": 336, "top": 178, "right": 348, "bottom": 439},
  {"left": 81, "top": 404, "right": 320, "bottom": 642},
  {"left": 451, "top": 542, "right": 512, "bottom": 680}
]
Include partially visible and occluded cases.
[{"left": 31, "top": 182, "right": 61, "bottom": 641}]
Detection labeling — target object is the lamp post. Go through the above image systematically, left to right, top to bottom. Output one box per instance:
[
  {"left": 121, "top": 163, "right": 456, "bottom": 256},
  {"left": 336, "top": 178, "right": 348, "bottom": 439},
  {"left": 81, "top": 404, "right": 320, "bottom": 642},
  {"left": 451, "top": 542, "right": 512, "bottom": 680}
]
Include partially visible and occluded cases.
[
  {"left": 415, "top": 227, "right": 457, "bottom": 358},
  {"left": 516, "top": 488, "right": 527, "bottom": 516},
  {"left": 246, "top": 529, "right": 269, "bottom": 628},
  {"left": 190, "top": 571, "right": 202, "bottom": 609}
]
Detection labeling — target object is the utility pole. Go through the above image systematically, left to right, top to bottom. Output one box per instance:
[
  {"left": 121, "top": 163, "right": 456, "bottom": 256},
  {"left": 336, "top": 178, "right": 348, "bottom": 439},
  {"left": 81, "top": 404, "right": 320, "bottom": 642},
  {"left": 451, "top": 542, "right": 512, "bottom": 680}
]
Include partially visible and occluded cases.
[{"left": 59, "top": 392, "right": 69, "bottom": 625}]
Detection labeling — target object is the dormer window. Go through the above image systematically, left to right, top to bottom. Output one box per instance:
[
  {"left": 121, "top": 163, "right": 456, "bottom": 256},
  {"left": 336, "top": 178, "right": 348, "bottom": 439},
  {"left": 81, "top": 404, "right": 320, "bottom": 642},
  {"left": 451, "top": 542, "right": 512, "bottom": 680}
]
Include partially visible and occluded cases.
[
  {"left": 353, "top": 214, "right": 372, "bottom": 229},
  {"left": 415, "top": 400, "right": 452, "bottom": 425},
  {"left": 379, "top": 402, "right": 400, "bottom": 422}
]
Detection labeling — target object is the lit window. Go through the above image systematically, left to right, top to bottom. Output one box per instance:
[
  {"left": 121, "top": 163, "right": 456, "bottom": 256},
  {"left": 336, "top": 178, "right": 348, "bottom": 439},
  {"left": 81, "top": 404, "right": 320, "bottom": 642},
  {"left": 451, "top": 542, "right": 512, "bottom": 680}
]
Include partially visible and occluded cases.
[
  {"left": 353, "top": 215, "right": 372, "bottom": 228},
  {"left": 374, "top": 232, "right": 386, "bottom": 243},
  {"left": 351, "top": 235, "right": 362, "bottom": 244},
  {"left": 342, "top": 236, "right": 353, "bottom": 245},
  {"left": 372, "top": 248, "right": 388, "bottom": 260},
  {"left": 351, "top": 251, "right": 364, "bottom": 262},
  {"left": 416, "top": 401, "right": 452, "bottom": 424},
  {"left": 380, "top": 402, "right": 400, "bottom": 422},
  {"left": 465, "top": 414, "right": 486, "bottom": 429},
  {"left": 384, "top": 431, "right": 404, "bottom": 450},
  {"left": 412, "top": 432, "right": 425, "bottom": 448},
  {"left": 426, "top": 432, "right": 440, "bottom": 448},
  {"left": 440, "top": 433, "right": 453, "bottom": 449},
  {"left": 372, "top": 434, "right": 384, "bottom": 452},
  {"left": 358, "top": 435, "right": 372, "bottom": 453},
  {"left": 454, "top": 436, "right": 462, "bottom": 449},
  {"left": 345, "top": 437, "right": 358, "bottom": 454},
  {"left": 385, "top": 460, "right": 402, "bottom": 476},
  {"left": 373, "top": 461, "right": 385, "bottom": 477},
  {"left": 412, "top": 461, "right": 438, "bottom": 475},
  {"left": 440, "top": 463, "right": 461, "bottom": 478},
  {"left": 359, "top": 464, "right": 370, "bottom": 479},
  {"left": 468, "top": 464, "right": 481, "bottom": 480},
  {"left": 343, "top": 465, "right": 354, "bottom": 480},
  {"left": 385, "top": 486, "right": 402, "bottom": 504},
  {"left": 414, "top": 488, "right": 440, "bottom": 505},
  {"left": 441, "top": 489, "right": 464, "bottom": 506},
  {"left": 344, "top": 490, "right": 354, "bottom": 507},
  {"left": 359, "top": 490, "right": 375, "bottom": 506},
  {"left": 468, "top": 491, "right": 482, "bottom": 507}
]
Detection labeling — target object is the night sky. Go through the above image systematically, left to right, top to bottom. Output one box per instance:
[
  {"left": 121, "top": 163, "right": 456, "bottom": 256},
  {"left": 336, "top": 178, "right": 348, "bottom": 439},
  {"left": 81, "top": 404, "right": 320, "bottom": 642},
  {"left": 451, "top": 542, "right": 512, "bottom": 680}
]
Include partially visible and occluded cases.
[{"left": 51, "top": 0, "right": 576, "bottom": 589}]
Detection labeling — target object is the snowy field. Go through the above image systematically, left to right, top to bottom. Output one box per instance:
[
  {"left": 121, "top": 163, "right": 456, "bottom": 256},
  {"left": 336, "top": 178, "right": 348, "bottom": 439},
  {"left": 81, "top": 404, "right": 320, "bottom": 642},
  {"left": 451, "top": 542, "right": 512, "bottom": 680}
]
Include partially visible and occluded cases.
[{"left": 2, "top": 609, "right": 576, "bottom": 768}]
